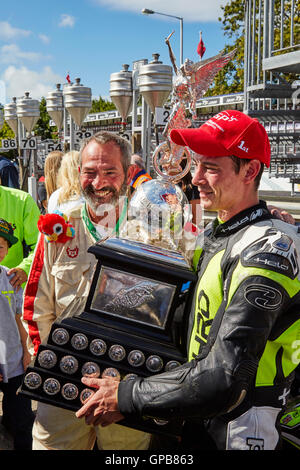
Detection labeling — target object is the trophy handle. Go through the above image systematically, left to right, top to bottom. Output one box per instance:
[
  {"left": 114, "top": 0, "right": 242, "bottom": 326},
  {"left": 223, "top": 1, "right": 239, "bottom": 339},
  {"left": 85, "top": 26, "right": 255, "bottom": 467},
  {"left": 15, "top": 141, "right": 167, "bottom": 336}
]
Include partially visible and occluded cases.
[{"left": 152, "top": 141, "right": 192, "bottom": 183}]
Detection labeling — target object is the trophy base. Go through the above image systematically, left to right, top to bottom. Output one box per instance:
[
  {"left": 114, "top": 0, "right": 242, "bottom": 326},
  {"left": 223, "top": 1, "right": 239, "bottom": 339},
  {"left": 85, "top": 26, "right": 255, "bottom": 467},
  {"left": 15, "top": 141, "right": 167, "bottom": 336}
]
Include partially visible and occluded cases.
[{"left": 19, "top": 316, "right": 185, "bottom": 438}]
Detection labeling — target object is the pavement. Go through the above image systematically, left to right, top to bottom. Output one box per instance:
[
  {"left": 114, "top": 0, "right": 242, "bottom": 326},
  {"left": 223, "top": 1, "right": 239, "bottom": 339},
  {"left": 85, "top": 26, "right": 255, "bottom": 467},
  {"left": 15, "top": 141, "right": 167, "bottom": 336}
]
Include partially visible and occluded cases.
[{"left": 0, "top": 391, "right": 37, "bottom": 450}]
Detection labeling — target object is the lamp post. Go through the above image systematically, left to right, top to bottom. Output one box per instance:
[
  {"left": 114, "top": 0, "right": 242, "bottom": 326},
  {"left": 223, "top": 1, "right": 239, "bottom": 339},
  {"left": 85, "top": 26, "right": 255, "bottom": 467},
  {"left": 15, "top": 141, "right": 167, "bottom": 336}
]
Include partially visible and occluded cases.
[{"left": 141, "top": 8, "right": 183, "bottom": 66}]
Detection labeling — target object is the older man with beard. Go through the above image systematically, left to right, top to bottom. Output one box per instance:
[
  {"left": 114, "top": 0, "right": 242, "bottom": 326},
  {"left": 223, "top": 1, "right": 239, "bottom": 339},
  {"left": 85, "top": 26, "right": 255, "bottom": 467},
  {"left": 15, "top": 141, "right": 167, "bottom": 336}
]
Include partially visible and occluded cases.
[{"left": 22, "top": 131, "right": 151, "bottom": 450}]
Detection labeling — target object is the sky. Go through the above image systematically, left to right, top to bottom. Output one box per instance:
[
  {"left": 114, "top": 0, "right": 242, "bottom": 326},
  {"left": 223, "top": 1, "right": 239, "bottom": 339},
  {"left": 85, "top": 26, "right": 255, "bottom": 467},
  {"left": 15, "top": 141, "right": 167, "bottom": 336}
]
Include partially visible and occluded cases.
[{"left": 0, "top": 0, "right": 230, "bottom": 105}]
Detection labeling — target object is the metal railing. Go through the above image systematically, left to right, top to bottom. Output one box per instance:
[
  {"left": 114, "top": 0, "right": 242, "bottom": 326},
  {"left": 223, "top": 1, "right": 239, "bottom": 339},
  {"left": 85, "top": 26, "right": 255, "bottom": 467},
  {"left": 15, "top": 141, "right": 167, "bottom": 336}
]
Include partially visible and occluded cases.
[
  {"left": 244, "top": 0, "right": 300, "bottom": 105},
  {"left": 272, "top": 0, "right": 299, "bottom": 54}
]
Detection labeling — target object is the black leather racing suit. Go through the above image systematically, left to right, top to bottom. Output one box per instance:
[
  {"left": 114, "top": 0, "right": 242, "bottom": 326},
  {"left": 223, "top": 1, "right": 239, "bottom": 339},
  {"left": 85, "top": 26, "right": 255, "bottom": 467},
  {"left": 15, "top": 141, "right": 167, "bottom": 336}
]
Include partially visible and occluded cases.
[{"left": 118, "top": 201, "right": 300, "bottom": 450}]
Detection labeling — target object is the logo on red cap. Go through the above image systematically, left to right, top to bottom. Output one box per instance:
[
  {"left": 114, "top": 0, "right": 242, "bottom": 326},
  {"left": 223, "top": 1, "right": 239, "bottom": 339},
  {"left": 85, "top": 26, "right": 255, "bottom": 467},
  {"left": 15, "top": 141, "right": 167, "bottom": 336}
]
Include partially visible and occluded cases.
[
  {"left": 170, "top": 110, "right": 271, "bottom": 167},
  {"left": 209, "top": 112, "right": 238, "bottom": 124},
  {"left": 237, "top": 140, "right": 249, "bottom": 153}
]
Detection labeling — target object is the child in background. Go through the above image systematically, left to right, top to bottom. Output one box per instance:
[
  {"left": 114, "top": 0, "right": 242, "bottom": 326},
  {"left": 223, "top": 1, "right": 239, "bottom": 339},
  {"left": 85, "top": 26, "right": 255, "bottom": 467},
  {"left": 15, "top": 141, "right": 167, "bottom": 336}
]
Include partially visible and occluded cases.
[{"left": 0, "top": 218, "right": 34, "bottom": 449}]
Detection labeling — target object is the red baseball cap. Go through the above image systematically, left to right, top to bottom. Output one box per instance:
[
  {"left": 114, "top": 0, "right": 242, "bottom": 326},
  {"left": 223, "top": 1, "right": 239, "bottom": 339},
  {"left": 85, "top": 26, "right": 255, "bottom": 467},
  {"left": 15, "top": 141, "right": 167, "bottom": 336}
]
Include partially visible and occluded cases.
[{"left": 170, "top": 110, "right": 271, "bottom": 167}]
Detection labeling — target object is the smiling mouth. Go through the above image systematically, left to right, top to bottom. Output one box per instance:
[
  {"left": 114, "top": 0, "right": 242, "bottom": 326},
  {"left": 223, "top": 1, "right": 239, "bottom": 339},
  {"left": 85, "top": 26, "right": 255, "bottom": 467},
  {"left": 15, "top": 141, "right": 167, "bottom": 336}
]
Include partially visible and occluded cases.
[
  {"left": 88, "top": 186, "right": 116, "bottom": 199},
  {"left": 94, "top": 189, "right": 113, "bottom": 197},
  {"left": 199, "top": 189, "right": 213, "bottom": 198}
]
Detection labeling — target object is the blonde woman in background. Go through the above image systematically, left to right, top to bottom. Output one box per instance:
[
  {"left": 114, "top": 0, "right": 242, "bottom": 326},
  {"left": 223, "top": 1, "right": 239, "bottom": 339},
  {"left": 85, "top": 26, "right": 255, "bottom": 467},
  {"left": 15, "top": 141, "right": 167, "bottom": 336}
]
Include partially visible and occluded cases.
[
  {"left": 44, "top": 150, "right": 64, "bottom": 203},
  {"left": 47, "top": 150, "right": 84, "bottom": 213}
]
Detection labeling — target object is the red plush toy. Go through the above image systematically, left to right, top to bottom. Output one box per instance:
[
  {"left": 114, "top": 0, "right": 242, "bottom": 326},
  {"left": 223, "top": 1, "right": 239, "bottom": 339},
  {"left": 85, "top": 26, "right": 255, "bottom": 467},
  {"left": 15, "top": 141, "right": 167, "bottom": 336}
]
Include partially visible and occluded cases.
[{"left": 37, "top": 211, "right": 75, "bottom": 243}]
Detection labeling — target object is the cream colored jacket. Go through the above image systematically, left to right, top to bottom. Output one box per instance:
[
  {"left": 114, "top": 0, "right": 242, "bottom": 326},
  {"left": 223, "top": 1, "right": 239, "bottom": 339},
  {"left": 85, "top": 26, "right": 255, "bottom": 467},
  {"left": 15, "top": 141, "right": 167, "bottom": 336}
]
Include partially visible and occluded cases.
[{"left": 22, "top": 206, "right": 98, "bottom": 356}]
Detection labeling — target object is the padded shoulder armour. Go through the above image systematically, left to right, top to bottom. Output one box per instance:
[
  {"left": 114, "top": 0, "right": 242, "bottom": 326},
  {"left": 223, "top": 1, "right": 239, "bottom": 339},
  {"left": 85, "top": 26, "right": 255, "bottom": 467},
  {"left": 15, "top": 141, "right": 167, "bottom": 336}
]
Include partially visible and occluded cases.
[{"left": 241, "top": 225, "right": 299, "bottom": 280}]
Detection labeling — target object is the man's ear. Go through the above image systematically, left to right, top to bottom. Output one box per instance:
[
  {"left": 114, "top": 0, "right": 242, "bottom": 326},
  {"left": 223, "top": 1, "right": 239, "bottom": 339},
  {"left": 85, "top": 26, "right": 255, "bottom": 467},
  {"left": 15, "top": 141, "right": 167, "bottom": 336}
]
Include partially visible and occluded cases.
[
  {"left": 244, "top": 159, "right": 261, "bottom": 184},
  {"left": 126, "top": 164, "right": 135, "bottom": 184}
]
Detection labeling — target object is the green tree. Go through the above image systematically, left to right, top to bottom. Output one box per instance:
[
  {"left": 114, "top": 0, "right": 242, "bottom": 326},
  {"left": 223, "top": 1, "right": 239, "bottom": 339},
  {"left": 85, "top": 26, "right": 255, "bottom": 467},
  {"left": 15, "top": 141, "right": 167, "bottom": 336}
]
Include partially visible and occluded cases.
[
  {"left": 90, "top": 96, "right": 116, "bottom": 113},
  {"left": 33, "top": 97, "right": 54, "bottom": 140},
  {"left": 0, "top": 120, "right": 17, "bottom": 160},
  {"left": 0, "top": 120, "right": 15, "bottom": 140}
]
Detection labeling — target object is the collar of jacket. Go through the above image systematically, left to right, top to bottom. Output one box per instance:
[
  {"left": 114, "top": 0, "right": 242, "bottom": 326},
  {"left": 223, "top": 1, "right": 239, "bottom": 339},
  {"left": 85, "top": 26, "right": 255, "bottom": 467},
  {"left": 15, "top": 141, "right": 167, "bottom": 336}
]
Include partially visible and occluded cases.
[
  {"left": 81, "top": 197, "right": 128, "bottom": 242},
  {"left": 212, "top": 200, "right": 273, "bottom": 238}
]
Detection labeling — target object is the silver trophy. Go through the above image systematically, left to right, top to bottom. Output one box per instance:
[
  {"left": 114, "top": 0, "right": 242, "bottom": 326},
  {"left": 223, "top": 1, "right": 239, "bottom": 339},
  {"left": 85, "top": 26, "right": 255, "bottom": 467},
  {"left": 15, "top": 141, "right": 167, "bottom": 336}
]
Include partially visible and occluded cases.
[
  {"left": 120, "top": 34, "right": 236, "bottom": 263},
  {"left": 122, "top": 177, "right": 194, "bottom": 262}
]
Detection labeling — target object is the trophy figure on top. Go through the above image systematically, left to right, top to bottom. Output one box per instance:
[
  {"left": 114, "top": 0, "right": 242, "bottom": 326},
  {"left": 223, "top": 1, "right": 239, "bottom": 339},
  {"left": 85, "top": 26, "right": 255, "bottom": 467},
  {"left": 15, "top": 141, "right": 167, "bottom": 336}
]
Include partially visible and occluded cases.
[{"left": 122, "top": 33, "right": 236, "bottom": 263}]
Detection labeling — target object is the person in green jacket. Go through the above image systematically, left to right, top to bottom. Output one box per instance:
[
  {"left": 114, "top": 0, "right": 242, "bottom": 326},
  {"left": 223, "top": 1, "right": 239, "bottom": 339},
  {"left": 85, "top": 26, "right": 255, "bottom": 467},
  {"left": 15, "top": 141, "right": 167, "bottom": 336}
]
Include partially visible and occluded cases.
[{"left": 0, "top": 185, "right": 40, "bottom": 291}]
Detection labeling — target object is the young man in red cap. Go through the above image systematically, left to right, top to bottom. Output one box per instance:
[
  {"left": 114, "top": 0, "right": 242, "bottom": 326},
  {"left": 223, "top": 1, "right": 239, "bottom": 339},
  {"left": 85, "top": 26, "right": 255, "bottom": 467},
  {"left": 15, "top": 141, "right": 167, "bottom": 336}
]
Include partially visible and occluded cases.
[{"left": 75, "top": 110, "right": 300, "bottom": 450}]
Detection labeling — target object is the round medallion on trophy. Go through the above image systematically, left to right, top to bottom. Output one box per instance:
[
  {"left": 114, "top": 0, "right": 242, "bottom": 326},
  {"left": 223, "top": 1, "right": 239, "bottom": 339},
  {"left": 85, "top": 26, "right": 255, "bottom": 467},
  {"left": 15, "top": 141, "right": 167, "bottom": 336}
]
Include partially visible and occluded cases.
[
  {"left": 51, "top": 328, "right": 69, "bottom": 346},
  {"left": 71, "top": 333, "right": 88, "bottom": 351},
  {"left": 89, "top": 338, "right": 107, "bottom": 356},
  {"left": 108, "top": 344, "right": 126, "bottom": 362},
  {"left": 38, "top": 350, "right": 57, "bottom": 369},
  {"left": 127, "top": 350, "right": 145, "bottom": 368},
  {"left": 59, "top": 355, "right": 79, "bottom": 375},
  {"left": 146, "top": 355, "right": 163, "bottom": 372},
  {"left": 165, "top": 360, "right": 181, "bottom": 371},
  {"left": 81, "top": 362, "right": 100, "bottom": 378},
  {"left": 102, "top": 368, "right": 121, "bottom": 379},
  {"left": 24, "top": 372, "right": 42, "bottom": 390},
  {"left": 123, "top": 373, "right": 138, "bottom": 381},
  {"left": 43, "top": 378, "right": 61, "bottom": 395},
  {"left": 61, "top": 383, "right": 79, "bottom": 400},
  {"left": 80, "top": 388, "right": 95, "bottom": 404}
]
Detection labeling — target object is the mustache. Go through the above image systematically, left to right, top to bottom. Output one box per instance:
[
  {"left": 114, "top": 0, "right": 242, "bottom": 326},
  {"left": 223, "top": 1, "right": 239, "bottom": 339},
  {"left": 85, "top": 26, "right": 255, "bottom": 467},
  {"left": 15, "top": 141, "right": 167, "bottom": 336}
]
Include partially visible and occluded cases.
[
  {"left": 80, "top": 182, "right": 128, "bottom": 212},
  {"left": 82, "top": 185, "right": 117, "bottom": 198}
]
